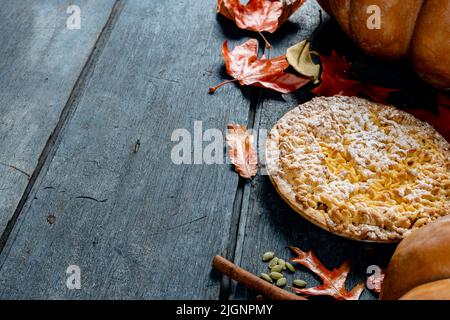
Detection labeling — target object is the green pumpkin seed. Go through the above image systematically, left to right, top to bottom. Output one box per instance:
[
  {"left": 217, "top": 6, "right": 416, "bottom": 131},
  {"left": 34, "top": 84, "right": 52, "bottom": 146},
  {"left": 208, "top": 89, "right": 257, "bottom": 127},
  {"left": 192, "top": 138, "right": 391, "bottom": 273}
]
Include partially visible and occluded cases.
[
  {"left": 262, "top": 252, "right": 275, "bottom": 262},
  {"left": 268, "top": 257, "right": 279, "bottom": 268},
  {"left": 277, "top": 258, "right": 286, "bottom": 269},
  {"left": 286, "top": 262, "right": 296, "bottom": 272},
  {"left": 270, "top": 265, "right": 283, "bottom": 273},
  {"left": 270, "top": 272, "right": 283, "bottom": 280},
  {"left": 260, "top": 273, "right": 273, "bottom": 283},
  {"left": 276, "top": 278, "right": 287, "bottom": 287},
  {"left": 293, "top": 279, "right": 307, "bottom": 288}
]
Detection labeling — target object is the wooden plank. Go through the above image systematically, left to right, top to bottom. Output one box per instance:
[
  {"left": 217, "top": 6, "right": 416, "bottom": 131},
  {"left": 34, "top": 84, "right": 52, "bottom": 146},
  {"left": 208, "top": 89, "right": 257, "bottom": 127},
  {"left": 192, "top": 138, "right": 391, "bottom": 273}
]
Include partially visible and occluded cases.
[
  {"left": 0, "top": 0, "right": 250, "bottom": 299},
  {"left": 0, "top": 0, "right": 117, "bottom": 235},
  {"left": 230, "top": 1, "right": 396, "bottom": 300}
]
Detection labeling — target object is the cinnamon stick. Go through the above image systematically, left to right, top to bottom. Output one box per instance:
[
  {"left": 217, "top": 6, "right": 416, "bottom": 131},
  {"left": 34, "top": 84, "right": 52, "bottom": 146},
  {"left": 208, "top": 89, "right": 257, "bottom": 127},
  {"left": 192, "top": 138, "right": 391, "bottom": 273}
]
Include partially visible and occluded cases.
[{"left": 212, "top": 255, "right": 306, "bottom": 300}]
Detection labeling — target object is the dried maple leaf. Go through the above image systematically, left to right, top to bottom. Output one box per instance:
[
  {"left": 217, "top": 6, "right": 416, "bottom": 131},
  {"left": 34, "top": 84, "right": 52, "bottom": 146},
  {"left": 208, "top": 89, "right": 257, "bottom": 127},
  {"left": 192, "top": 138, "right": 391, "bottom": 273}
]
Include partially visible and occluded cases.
[
  {"left": 217, "top": 0, "right": 305, "bottom": 33},
  {"left": 217, "top": 0, "right": 306, "bottom": 47},
  {"left": 278, "top": 0, "right": 307, "bottom": 27},
  {"left": 209, "top": 39, "right": 310, "bottom": 94},
  {"left": 312, "top": 51, "right": 399, "bottom": 104},
  {"left": 438, "top": 92, "right": 450, "bottom": 108},
  {"left": 408, "top": 94, "right": 450, "bottom": 141},
  {"left": 226, "top": 124, "right": 258, "bottom": 179},
  {"left": 289, "top": 246, "right": 365, "bottom": 300},
  {"left": 366, "top": 268, "right": 385, "bottom": 294}
]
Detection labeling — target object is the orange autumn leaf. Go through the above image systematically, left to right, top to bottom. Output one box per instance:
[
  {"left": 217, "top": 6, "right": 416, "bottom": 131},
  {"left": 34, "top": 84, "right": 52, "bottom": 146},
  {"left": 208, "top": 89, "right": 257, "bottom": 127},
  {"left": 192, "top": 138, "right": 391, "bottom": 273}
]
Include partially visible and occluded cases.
[
  {"left": 217, "top": 0, "right": 306, "bottom": 33},
  {"left": 278, "top": 0, "right": 307, "bottom": 28},
  {"left": 210, "top": 39, "right": 310, "bottom": 94},
  {"left": 312, "top": 51, "right": 399, "bottom": 104},
  {"left": 226, "top": 124, "right": 258, "bottom": 179},
  {"left": 289, "top": 246, "right": 365, "bottom": 300}
]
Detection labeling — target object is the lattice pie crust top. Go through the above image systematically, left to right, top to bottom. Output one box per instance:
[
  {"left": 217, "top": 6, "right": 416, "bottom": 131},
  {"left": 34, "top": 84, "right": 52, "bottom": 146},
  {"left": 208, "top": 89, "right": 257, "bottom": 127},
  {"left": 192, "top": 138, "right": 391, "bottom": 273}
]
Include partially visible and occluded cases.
[{"left": 266, "top": 96, "right": 450, "bottom": 242}]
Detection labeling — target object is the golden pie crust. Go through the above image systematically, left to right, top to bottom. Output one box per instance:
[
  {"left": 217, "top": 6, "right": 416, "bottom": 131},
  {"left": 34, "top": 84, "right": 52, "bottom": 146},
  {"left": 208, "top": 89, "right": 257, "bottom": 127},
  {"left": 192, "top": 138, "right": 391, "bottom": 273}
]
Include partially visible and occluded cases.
[{"left": 266, "top": 96, "right": 450, "bottom": 242}]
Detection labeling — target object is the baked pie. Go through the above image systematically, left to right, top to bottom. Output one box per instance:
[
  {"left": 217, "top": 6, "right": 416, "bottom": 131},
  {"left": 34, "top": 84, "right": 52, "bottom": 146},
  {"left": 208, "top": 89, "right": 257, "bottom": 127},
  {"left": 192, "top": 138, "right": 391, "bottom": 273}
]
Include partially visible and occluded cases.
[{"left": 266, "top": 96, "right": 450, "bottom": 242}]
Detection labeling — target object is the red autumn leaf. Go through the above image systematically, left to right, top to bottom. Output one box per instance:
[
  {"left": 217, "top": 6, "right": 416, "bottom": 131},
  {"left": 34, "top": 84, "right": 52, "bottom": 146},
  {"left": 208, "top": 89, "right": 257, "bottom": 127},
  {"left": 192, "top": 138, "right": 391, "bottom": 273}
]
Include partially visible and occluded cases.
[
  {"left": 217, "top": 0, "right": 306, "bottom": 33},
  {"left": 209, "top": 39, "right": 310, "bottom": 94},
  {"left": 312, "top": 51, "right": 399, "bottom": 104},
  {"left": 438, "top": 92, "right": 450, "bottom": 108},
  {"left": 407, "top": 93, "right": 450, "bottom": 141},
  {"left": 226, "top": 124, "right": 258, "bottom": 179},
  {"left": 289, "top": 246, "right": 365, "bottom": 300},
  {"left": 366, "top": 268, "right": 385, "bottom": 294}
]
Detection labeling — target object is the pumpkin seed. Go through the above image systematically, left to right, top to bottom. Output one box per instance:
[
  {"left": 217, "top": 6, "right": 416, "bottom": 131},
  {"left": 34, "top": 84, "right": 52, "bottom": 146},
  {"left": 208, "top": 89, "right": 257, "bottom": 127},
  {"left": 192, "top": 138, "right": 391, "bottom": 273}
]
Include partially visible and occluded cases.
[
  {"left": 262, "top": 251, "right": 275, "bottom": 262},
  {"left": 268, "top": 257, "right": 279, "bottom": 268},
  {"left": 277, "top": 258, "right": 286, "bottom": 269},
  {"left": 286, "top": 262, "right": 296, "bottom": 272},
  {"left": 270, "top": 265, "right": 283, "bottom": 273},
  {"left": 270, "top": 272, "right": 284, "bottom": 280},
  {"left": 260, "top": 273, "right": 273, "bottom": 283},
  {"left": 276, "top": 277, "right": 287, "bottom": 287},
  {"left": 293, "top": 279, "right": 307, "bottom": 288}
]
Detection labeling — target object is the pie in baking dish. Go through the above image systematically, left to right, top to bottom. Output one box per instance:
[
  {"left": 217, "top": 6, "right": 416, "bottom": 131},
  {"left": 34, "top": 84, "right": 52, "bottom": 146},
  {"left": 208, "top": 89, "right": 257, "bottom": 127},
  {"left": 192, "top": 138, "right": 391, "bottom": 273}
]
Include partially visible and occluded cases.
[{"left": 266, "top": 96, "right": 450, "bottom": 242}]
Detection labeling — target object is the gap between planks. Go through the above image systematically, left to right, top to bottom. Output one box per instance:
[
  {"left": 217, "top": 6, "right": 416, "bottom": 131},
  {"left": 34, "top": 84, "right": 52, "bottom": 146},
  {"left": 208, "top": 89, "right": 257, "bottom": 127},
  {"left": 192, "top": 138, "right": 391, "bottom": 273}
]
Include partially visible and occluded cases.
[
  {"left": 0, "top": 0, "right": 125, "bottom": 254},
  {"left": 222, "top": 8, "right": 332, "bottom": 299},
  {"left": 220, "top": 44, "right": 284, "bottom": 300},
  {"left": 220, "top": 82, "right": 264, "bottom": 299}
]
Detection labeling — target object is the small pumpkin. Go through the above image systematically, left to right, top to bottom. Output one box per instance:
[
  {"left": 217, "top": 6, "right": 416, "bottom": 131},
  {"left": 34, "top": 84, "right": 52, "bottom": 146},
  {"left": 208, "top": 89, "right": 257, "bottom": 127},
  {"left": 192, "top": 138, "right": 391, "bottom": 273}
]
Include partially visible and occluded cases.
[
  {"left": 317, "top": 0, "right": 450, "bottom": 89},
  {"left": 380, "top": 215, "right": 450, "bottom": 300},
  {"left": 399, "top": 279, "right": 450, "bottom": 300}
]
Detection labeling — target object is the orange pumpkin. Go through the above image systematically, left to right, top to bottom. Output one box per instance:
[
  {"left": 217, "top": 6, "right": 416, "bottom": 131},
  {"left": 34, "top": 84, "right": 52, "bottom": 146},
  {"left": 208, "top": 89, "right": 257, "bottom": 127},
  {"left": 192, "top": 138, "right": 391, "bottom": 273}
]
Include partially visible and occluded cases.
[
  {"left": 317, "top": 0, "right": 450, "bottom": 89},
  {"left": 381, "top": 216, "right": 450, "bottom": 300},
  {"left": 399, "top": 279, "right": 450, "bottom": 300}
]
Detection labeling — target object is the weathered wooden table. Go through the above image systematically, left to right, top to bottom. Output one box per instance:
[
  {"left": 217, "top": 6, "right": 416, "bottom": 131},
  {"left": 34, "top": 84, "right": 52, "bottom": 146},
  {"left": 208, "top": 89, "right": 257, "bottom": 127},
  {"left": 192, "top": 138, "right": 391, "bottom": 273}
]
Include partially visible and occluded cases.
[{"left": 0, "top": 0, "right": 397, "bottom": 299}]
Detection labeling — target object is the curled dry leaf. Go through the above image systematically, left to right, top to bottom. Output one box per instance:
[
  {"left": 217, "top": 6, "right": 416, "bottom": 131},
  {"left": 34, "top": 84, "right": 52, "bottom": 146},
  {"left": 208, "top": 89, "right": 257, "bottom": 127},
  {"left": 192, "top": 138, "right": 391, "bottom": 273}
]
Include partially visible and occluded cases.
[
  {"left": 217, "top": 0, "right": 306, "bottom": 33},
  {"left": 209, "top": 39, "right": 310, "bottom": 94},
  {"left": 286, "top": 40, "right": 320, "bottom": 83},
  {"left": 312, "top": 51, "right": 399, "bottom": 104},
  {"left": 226, "top": 124, "right": 258, "bottom": 179},
  {"left": 289, "top": 246, "right": 365, "bottom": 300},
  {"left": 366, "top": 268, "right": 385, "bottom": 294}
]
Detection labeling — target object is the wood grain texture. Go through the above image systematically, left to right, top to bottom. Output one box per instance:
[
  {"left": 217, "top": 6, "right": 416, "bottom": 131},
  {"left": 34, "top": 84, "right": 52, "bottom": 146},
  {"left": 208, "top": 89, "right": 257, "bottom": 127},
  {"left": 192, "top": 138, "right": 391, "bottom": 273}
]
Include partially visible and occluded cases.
[
  {"left": 0, "top": 0, "right": 117, "bottom": 235},
  {"left": 0, "top": 0, "right": 250, "bottom": 299},
  {"left": 0, "top": 0, "right": 402, "bottom": 301},
  {"left": 230, "top": 0, "right": 396, "bottom": 300}
]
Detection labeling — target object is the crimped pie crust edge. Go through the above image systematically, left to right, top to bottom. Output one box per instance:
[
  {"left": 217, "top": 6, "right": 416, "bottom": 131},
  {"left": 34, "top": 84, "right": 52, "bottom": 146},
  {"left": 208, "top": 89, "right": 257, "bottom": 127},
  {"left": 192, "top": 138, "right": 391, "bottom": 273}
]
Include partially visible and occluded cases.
[{"left": 265, "top": 96, "right": 450, "bottom": 243}]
